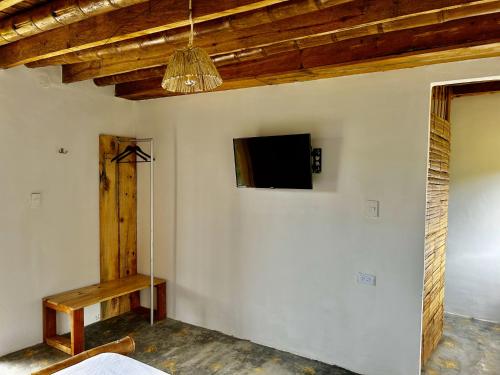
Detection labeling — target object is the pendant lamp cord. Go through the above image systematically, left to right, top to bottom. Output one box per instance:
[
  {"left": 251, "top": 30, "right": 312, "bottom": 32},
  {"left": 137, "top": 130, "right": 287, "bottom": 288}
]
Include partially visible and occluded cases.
[{"left": 188, "top": 0, "right": 194, "bottom": 47}]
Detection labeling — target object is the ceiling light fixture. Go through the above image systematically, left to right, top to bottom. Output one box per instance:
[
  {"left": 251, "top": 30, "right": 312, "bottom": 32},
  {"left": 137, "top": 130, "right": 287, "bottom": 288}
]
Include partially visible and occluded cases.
[{"left": 161, "top": 0, "right": 223, "bottom": 93}]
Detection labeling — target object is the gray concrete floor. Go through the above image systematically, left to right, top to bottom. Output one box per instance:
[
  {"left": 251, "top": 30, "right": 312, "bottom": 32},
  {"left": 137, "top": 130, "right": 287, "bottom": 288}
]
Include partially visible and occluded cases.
[
  {"left": 5, "top": 311, "right": 497, "bottom": 375},
  {"left": 0, "top": 312, "right": 357, "bottom": 375},
  {"left": 422, "top": 313, "right": 500, "bottom": 375}
]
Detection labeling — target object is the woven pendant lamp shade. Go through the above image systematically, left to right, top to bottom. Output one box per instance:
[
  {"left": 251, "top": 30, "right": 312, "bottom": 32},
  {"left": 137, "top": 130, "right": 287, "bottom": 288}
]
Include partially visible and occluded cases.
[
  {"left": 162, "top": 0, "right": 222, "bottom": 93},
  {"left": 161, "top": 46, "right": 222, "bottom": 93}
]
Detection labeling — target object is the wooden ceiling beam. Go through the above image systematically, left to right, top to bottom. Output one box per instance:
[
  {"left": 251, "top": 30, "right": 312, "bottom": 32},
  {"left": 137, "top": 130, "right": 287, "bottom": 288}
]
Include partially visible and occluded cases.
[
  {"left": 0, "top": 0, "right": 288, "bottom": 68},
  {"left": 0, "top": 0, "right": 149, "bottom": 46},
  {"left": 0, "top": 0, "right": 25, "bottom": 13},
  {"left": 27, "top": 0, "right": 354, "bottom": 67},
  {"left": 62, "top": 0, "right": 500, "bottom": 83},
  {"left": 95, "top": 4, "right": 500, "bottom": 86},
  {"left": 114, "top": 14, "right": 500, "bottom": 100},
  {"left": 117, "top": 43, "right": 500, "bottom": 100},
  {"left": 96, "top": 47, "right": 305, "bottom": 86},
  {"left": 114, "top": 52, "right": 303, "bottom": 99},
  {"left": 95, "top": 66, "right": 167, "bottom": 86},
  {"left": 115, "top": 77, "right": 266, "bottom": 100},
  {"left": 451, "top": 80, "right": 500, "bottom": 96}
]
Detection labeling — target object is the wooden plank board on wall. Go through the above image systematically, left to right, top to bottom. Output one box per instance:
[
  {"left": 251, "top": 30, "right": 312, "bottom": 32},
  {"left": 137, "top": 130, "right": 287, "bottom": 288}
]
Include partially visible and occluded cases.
[
  {"left": 99, "top": 135, "right": 137, "bottom": 319},
  {"left": 99, "top": 135, "right": 120, "bottom": 319},
  {"left": 117, "top": 140, "right": 138, "bottom": 314}
]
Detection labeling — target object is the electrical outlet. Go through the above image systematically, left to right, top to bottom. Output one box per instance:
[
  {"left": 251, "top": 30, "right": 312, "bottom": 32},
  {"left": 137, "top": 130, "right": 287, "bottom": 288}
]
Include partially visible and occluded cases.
[{"left": 357, "top": 272, "right": 376, "bottom": 286}]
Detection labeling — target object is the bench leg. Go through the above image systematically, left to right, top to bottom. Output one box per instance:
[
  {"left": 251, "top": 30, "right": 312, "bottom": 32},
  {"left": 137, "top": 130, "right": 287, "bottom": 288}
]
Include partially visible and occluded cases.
[
  {"left": 155, "top": 282, "right": 166, "bottom": 321},
  {"left": 130, "top": 291, "right": 141, "bottom": 311},
  {"left": 43, "top": 301, "right": 56, "bottom": 343},
  {"left": 70, "top": 309, "right": 84, "bottom": 355}
]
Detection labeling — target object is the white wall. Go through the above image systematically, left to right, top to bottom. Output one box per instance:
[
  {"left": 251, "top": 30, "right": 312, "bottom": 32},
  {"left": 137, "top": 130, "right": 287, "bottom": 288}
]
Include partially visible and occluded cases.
[
  {"left": 1, "top": 58, "right": 499, "bottom": 374},
  {"left": 135, "top": 58, "right": 500, "bottom": 375},
  {"left": 0, "top": 67, "right": 138, "bottom": 356},
  {"left": 445, "top": 92, "right": 500, "bottom": 323}
]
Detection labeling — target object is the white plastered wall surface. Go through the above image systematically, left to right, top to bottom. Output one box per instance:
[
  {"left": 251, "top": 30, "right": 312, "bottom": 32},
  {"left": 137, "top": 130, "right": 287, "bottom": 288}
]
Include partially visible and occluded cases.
[
  {"left": 0, "top": 58, "right": 499, "bottom": 375},
  {"left": 135, "top": 58, "right": 500, "bottom": 375},
  {"left": 0, "top": 66, "right": 139, "bottom": 356},
  {"left": 445, "top": 92, "right": 500, "bottom": 323}
]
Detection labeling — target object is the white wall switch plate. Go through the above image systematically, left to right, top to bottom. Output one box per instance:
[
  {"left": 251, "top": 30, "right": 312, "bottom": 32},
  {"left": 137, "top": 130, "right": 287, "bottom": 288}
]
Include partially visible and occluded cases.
[
  {"left": 31, "top": 193, "right": 41, "bottom": 209},
  {"left": 365, "top": 200, "right": 380, "bottom": 218},
  {"left": 357, "top": 272, "right": 376, "bottom": 286}
]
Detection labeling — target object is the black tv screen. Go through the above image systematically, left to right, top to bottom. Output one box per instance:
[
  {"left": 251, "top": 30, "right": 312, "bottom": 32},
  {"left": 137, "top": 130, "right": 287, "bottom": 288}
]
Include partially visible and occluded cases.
[{"left": 233, "top": 134, "right": 313, "bottom": 189}]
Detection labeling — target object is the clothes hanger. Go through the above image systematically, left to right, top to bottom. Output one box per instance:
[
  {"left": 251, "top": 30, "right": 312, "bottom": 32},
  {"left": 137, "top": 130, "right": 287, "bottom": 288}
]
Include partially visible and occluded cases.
[
  {"left": 111, "top": 145, "right": 151, "bottom": 163},
  {"left": 124, "top": 145, "right": 151, "bottom": 160},
  {"left": 134, "top": 145, "right": 151, "bottom": 160},
  {"left": 111, "top": 146, "right": 137, "bottom": 162},
  {"left": 116, "top": 146, "right": 147, "bottom": 161}
]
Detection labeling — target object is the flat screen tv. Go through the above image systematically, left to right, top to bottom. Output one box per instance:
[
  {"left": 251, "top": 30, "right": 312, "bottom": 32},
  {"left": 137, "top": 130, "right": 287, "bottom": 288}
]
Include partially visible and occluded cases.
[{"left": 233, "top": 133, "right": 313, "bottom": 189}]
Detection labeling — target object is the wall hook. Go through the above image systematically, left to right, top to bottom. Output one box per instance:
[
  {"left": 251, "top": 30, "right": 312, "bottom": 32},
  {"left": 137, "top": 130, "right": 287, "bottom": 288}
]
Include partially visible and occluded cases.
[{"left": 58, "top": 148, "right": 69, "bottom": 155}]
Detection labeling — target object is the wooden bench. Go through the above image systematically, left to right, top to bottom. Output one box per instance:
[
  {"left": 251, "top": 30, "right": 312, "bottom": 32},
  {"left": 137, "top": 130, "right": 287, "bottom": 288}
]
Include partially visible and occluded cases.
[{"left": 43, "top": 274, "right": 166, "bottom": 356}]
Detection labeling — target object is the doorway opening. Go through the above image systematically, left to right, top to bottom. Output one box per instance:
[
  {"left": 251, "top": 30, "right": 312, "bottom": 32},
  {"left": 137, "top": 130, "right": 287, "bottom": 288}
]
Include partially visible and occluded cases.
[{"left": 421, "top": 81, "right": 500, "bottom": 374}]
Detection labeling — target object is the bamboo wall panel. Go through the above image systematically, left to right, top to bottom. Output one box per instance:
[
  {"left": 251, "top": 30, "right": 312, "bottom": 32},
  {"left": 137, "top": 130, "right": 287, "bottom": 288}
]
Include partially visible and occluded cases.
[
  {"left": 421, "top": 86, "right": 451, "bottom": 365},
  {"left": 99, "top": 135, "right": 137, "bottom": 319}
]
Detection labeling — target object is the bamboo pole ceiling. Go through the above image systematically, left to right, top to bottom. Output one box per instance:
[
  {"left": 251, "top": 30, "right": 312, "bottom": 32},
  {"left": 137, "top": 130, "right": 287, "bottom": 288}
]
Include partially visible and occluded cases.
[{"left": 0, "top": 0, "right": 499, "bottom": 100}]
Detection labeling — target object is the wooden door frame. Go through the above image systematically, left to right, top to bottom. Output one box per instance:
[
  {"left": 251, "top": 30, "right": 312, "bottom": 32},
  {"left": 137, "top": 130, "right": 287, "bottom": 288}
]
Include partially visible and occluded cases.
[{"left": 421, "top": 80, "right": 500, "bottom": 365}]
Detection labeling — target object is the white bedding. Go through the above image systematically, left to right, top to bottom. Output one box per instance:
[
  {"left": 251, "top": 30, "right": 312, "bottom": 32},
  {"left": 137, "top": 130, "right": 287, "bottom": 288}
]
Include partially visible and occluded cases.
[{"left": 54, "top": 353, "right": 169, "bottom": 375}]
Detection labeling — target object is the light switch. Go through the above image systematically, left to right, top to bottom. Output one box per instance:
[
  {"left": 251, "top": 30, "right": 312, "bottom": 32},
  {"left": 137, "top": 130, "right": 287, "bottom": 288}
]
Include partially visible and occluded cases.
[
  {"left": 31, "top": 193, "right": 41, "bottom": 209},
  {"left": 365, "top": 200, "right": 379, "bottom": 218}
]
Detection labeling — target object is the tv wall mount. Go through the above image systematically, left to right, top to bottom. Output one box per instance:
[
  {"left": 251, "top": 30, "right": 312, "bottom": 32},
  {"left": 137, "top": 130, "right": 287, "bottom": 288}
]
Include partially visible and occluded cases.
[{"left": 312, "top": 148, "right": 322, "bottom": 174}]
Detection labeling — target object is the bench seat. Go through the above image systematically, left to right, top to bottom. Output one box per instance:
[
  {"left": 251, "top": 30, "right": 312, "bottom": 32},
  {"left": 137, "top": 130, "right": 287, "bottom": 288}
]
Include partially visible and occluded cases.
[{"left": 43, "top": 274, "right": 167, "bottom": 356}]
